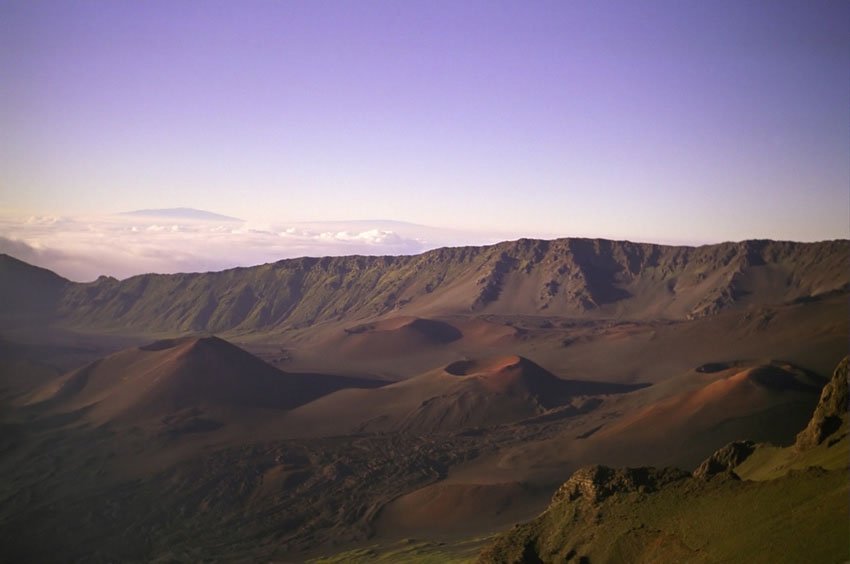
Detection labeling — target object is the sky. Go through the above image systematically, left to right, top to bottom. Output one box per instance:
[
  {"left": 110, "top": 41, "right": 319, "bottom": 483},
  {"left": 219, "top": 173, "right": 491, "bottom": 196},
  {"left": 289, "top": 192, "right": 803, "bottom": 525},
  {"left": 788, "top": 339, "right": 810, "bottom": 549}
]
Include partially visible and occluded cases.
[{"left": 1, "top": 1, "right": 848, "bottom": 280}]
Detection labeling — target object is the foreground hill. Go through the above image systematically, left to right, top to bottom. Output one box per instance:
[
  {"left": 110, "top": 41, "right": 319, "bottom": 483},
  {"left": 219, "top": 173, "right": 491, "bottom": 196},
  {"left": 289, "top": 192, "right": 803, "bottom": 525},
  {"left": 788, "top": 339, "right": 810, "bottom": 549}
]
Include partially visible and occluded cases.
[
  {"left": 2, "top": 238, "right": 847, "bottom": 334},
  {"left": 479, "top": 357, "right": 850, "bottom": 563}
]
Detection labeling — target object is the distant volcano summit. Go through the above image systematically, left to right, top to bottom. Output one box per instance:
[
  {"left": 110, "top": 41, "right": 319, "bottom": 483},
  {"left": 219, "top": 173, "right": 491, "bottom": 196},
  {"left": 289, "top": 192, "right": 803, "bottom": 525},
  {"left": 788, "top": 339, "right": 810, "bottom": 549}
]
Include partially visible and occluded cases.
[{"left": 120, "top": 207, "right": 242, "bottom": 222}]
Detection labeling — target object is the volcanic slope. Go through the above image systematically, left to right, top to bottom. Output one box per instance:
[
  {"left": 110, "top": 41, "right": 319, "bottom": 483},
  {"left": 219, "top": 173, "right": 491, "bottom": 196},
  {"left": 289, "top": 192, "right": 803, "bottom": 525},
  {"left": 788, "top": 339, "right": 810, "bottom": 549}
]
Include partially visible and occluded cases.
[
  {"left": 2, "top": 238, "right": 845, "bottom": 335},
  {"left": 0, "top": 254, "right": 69, "bottom": 320},
  {"left": 336, "top": 316, "right": 462, "bottom": 358},
  {"left": 28, "top": 336, "right": 382, "bottom": 427},
  {"left": 285, "top": 355, "right": 645, "bottom": 435},
  {"left": 457, "top": 356, "right": 829, "bottom": 494},
  {"left": 479, "top": 356, "right": 850, "bottom": 564},
  {"left": 580, "top": 362, "right": 824, "bottom": 467}
]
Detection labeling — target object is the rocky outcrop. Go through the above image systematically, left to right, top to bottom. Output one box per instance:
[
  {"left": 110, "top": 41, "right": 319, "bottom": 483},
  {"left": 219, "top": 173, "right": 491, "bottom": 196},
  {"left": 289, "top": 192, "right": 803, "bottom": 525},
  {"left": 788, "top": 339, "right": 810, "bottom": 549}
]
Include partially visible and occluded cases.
[
  {"left": 472, "top": 252, "right": 518, "bottom": 309},
  {"left": 796, "top": 356, "right": 849, "bottom": 450},
  {"left": 693, "top": 440, "right": 755, "bottom": 479},
  {"left": 551, "top": 465, "right": 690, "bottom": 505}
]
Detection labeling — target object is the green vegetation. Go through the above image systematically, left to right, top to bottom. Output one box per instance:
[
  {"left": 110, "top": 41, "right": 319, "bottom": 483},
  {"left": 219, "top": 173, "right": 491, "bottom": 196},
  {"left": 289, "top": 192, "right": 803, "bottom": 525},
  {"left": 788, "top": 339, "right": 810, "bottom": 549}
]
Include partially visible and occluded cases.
[
  {"left": 736, "top": 436, "right": 848, "bottom": 481},
  {"left": 482, "top": 467, "right": 848, "bottom": 563},
  {"left": 311, "top": 536, "right": 490, "bottom": 563}
]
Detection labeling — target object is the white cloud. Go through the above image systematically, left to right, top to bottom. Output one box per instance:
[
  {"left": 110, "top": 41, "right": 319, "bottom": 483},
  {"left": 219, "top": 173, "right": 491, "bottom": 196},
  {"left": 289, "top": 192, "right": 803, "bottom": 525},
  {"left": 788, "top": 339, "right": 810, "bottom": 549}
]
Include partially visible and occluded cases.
[{"left": 0, "top": 212, "right": 506, "bottom": 281}]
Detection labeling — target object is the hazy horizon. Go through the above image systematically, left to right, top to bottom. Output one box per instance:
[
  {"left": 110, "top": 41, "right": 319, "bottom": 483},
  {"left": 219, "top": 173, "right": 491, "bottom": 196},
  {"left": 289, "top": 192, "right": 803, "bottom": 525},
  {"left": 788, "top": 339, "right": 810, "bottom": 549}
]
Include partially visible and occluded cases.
[
  {"left": 2, "top": 1, "right": 848, "bottom": 279},
  {"left": 1, "top": 206, "right": 718, "bottom": 282},
  {"left": 3, "top": 206, "right": 848, "bottom": 282}
]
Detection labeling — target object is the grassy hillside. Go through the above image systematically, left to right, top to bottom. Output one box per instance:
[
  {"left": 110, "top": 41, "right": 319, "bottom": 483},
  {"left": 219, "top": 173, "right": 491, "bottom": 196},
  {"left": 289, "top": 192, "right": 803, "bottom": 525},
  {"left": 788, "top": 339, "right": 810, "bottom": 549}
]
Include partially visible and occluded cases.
[{"left": 480, "top": 466, "right": 847, "bottom": 563}]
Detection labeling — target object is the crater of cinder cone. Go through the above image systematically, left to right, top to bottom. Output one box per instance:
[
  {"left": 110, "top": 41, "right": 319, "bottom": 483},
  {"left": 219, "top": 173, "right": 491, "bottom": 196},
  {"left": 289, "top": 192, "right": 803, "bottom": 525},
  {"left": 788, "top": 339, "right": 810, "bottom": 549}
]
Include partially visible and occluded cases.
[
  {"left": 443, "top": 355, "right": 570, "bottom": 397},
  {"left": 445, "top": 355, "right": 524, "bottom": 376}
]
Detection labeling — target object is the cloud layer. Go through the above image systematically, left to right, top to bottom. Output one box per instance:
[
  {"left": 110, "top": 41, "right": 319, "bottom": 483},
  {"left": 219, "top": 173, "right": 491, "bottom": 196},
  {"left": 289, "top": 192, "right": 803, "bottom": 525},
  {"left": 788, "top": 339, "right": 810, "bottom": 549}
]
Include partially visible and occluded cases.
[{"left": 0, "top": 213, "right": 504, "bottom": 281}]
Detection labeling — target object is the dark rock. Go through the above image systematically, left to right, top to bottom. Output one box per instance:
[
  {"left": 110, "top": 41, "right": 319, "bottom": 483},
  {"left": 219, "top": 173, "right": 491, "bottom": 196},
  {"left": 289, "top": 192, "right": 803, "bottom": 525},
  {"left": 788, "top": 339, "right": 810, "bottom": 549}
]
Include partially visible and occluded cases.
[
  {"left": 795, "top": 357, "right": 849, "bottom": 450},
  {"left": 693, "top": 440, "right": 755, "bottom": 479},
  {"left": 551, "top": 465, "right": 690, "bottom": 505}
]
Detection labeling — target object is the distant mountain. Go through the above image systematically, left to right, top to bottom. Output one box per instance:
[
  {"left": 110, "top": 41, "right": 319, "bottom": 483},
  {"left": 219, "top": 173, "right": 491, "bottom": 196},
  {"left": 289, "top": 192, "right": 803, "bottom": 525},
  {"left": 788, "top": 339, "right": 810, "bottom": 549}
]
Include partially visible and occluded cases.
[
  {"left": 120, "top": 207, "right": 242, "bottom": 222},
  {"left": 1, "top": 238, "right": 848, "bottom": 334},
  {"left": 0, "top": 254, "right": 70, "bottom": 318}
]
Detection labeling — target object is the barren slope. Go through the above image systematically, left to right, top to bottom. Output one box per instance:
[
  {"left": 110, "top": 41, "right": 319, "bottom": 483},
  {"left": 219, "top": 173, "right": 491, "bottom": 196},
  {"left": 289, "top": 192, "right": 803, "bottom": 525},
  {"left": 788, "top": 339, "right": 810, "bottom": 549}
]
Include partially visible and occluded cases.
[
  {"left": 1, "top": 239, "right": 843, "bottom": 335},
  {"left": 29, "top": 336, "right": 382, "bottom": 427},
  {"left": 285, "top": 355, "right": 643, "bottom": 435}
]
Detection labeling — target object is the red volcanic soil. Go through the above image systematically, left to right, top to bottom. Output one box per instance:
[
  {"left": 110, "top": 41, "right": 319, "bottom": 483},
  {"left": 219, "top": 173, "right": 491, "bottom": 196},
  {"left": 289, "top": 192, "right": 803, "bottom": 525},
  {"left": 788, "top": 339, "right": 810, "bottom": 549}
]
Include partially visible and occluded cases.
[
  {"left": 294, "top": 315, "right": 525, "bottom": 379},
  {"left": 337, "top": 316, "right": 462, "bottom": 358},
  {"left": 30, "top": 336, "right": 382, "bottom": 425},
  {"left": 285, "top": 355, "right": 644, "bottom": 436},
  {"left": 444, "top": 355, "right": 566, "bottom": 398},
  {"left": 551, "top": 362, "right": 828, "bottom": 471},
  {"left": 599, "top": 364, "right": 820, "bottom": 441},
  {"left": 375, "top": 480, "right": 549, "bottom": 538}
]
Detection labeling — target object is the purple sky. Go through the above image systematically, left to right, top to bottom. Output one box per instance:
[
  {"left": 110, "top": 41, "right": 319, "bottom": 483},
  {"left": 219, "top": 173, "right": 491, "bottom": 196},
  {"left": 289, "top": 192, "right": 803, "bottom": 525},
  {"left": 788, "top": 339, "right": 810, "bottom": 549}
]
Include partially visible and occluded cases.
[{"left": 0, "top": 1, "right": 848, "bottom": 279}]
